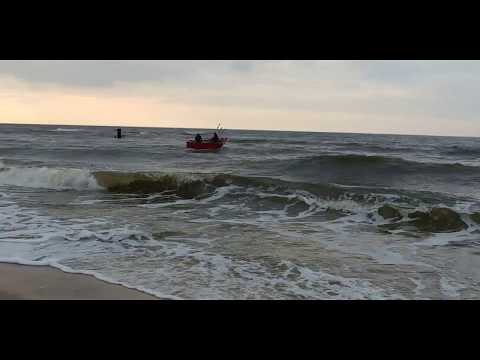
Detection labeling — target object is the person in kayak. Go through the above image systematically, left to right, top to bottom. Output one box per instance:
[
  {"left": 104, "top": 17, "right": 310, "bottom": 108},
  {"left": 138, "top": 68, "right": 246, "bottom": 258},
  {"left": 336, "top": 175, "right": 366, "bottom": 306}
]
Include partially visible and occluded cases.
[
  {"left": 210, "top": 132, "right": 220, "bottom": 143},
  {"left": 195, "top": 134, "right": 203, "bottom": 143}
]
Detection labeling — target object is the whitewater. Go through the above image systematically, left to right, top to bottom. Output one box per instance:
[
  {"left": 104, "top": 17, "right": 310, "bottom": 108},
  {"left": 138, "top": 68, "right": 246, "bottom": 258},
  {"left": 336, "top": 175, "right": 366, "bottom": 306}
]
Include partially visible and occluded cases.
[{"left": 1, "top": 124, "right": 480, "bottom": 299}]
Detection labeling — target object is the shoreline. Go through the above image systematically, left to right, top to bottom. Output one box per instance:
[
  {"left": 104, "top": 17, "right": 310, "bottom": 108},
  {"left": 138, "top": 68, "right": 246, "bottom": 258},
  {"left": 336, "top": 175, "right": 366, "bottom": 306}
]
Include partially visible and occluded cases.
[{"left": 0, "top": 263, "right": 159, "bottom": 300}]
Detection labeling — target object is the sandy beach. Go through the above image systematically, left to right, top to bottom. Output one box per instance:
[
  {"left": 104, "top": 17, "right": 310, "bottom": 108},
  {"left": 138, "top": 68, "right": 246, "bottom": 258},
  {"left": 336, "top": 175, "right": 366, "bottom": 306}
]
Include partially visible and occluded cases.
[{"left": 0, "top": 263, "right": 158, "bottom": 300}]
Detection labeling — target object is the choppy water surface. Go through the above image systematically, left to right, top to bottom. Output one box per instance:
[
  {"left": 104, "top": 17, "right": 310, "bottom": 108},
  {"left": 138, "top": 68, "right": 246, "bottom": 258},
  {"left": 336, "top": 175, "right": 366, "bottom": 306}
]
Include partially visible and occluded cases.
[{"left": 1, "top": 124, "right": 480, "bottom": 299}]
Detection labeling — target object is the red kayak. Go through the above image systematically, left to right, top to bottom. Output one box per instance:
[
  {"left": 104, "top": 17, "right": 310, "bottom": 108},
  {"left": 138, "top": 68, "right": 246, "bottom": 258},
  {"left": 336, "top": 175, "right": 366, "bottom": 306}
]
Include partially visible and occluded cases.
[{"left": 186, "top": 138, "right": 228, "bottom": 151}]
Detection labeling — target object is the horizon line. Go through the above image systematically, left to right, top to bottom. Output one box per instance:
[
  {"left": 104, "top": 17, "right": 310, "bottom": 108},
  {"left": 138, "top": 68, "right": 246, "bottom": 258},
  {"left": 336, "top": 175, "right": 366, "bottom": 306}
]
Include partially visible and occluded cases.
[{"left": 0, "top": 121, "right": 478, "bottom": 139}]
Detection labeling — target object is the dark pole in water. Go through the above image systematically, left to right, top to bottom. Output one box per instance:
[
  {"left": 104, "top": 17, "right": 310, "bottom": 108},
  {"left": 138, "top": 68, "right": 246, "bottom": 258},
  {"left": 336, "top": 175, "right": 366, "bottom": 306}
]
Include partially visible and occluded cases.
[{"left": 116, "top": 128, "right": 122, "bottom": 139}]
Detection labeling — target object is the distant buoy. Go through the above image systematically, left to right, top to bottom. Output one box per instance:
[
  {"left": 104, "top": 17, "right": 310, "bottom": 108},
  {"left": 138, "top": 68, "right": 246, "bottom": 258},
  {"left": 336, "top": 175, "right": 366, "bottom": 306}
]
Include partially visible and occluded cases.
[{"left": 116, "top": 128, "right": 122, "bottom": 139}]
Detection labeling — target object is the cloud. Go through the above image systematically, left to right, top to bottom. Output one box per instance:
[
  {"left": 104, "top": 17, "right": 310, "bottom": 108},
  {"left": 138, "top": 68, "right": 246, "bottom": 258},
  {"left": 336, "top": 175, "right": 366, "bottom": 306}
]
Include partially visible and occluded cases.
[
  {"left": 0, "top": 60, "right": 479, "bottom": 135},
  {"left": 0, "top": 60, "right": 263, "bottom": 87}
]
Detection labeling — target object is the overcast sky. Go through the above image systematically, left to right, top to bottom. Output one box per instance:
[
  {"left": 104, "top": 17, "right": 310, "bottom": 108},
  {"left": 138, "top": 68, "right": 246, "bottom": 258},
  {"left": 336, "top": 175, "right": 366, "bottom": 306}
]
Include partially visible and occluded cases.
[{"left": 0, "top": 60, "right": 478, "bottom": 136}]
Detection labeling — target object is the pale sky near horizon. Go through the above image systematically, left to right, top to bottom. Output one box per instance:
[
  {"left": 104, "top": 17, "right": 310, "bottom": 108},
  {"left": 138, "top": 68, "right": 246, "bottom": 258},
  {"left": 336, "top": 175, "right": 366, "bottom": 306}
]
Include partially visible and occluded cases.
[{"left": 0, "top": 60, "right": 479, "bottom": 136}]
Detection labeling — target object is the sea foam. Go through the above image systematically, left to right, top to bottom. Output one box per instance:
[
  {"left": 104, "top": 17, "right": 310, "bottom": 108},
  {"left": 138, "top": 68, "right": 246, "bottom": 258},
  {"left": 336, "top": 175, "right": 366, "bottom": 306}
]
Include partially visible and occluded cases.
[{"left": 0, "top": 165, "right": 101, "bottom": 191}]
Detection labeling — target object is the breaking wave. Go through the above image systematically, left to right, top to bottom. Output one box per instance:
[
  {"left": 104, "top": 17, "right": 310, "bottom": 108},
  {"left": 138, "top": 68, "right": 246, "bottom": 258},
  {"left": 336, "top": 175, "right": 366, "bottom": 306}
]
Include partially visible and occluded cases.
[
  {"left": 3, "top": 153, "right": 478, "bottom": 194},
  {"left": 0, "top": 160, "right": 472, "bottom": 203},
  {"left": 1, "top": 161, "right": 479, "bottom": 230},
  {"left": 0, "top": 162, "right": 100, "bottom": 191}
]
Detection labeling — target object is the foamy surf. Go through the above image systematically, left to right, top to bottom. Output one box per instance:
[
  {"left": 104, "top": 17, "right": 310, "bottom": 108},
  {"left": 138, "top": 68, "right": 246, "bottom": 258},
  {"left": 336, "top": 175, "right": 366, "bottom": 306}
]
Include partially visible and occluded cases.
[
  {"left": 1, "top": 124, "right": 480, "bottom": 299},
  {"left": 0, "top": 164, "right": 101, "bottom": 191},
  {"left": 1, "top": 164, "right": 479, "bottom": 238},
  {"left": 0, "top": 193, "right": 405, "bottom": 299}
]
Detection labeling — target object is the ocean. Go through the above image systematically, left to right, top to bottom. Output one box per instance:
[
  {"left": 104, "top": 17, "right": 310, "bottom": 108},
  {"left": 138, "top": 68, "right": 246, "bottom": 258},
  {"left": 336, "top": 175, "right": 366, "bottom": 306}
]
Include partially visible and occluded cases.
[{"left": 1, "top": 123, "right": 480, "bottom": 299}]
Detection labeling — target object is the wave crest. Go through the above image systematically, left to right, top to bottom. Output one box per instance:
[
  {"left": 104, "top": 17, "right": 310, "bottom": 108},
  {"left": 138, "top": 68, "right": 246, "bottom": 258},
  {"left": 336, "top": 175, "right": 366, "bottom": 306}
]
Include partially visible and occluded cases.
[
  {"left": 284, "top": 154, "right": 480, "bottom": 179},
  {"left": 0, "top": 164, "right": 100, "bottom": 191},
  {"left": 94, "top": 172, "right": 210, "bottom": 198}
]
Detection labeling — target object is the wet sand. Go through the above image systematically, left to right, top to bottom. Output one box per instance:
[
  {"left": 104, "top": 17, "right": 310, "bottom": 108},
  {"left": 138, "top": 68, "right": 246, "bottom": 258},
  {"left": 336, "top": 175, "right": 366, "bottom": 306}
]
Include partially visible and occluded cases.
[{"left": 0, "top": 263, "right": 158, "bottom": 300}]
